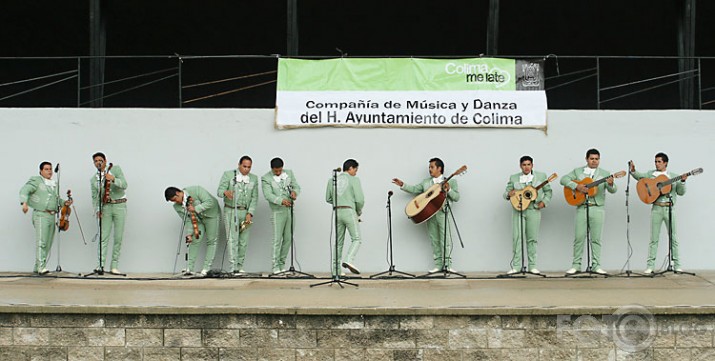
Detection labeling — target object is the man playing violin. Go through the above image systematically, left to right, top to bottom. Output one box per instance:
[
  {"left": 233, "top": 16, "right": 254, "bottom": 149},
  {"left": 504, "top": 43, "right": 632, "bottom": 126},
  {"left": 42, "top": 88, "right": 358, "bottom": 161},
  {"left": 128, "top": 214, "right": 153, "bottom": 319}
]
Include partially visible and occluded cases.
[
  {"left": 560, "top": 148, "right": 617, "bottom": 275},
  {"left": 90, "top": 152, "right": 128, "bottom": 275},
  {"left": 630, "top": 153, "right": 688, "bottom": 274},
  {"left": 217, "top": 155, "right": 259, "bottom": 275},
  {"left": 503, "top": 155, "right": 553, "bottom": 275},
  {"left": 261, "top": 157, "right": 301, "bottom": 275},
  {"left": 392, "top": 158, "right": 460, "bottom": 273},
  {"left": 20, "top": 161, "right": 72, "bottom": 275},
  {"left": 165, "top": 186, "right": 220, "bottom": 277}
]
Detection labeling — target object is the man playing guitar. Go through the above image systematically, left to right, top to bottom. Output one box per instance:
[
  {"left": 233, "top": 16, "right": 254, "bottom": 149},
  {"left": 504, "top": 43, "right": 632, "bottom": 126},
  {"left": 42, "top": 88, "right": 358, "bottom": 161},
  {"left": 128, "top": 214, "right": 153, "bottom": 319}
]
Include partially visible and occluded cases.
[
  {"left": 560, "top": 149, "right": 618, "bottom": 275},
  {"left": 630, "top": 153, "right": 688, "bottom": 274},
  {"left": 504, "top": 156, "right": 553, "bottom": 275},
  {"left": 393, "top": 158, "right": 460, "bottom": 273}
]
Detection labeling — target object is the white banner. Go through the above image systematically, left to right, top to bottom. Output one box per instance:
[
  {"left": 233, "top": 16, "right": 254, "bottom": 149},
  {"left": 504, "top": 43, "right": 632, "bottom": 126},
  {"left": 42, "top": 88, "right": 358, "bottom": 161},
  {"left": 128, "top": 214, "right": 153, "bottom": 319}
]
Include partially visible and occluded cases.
[{"left": 276, "top": 90, "right": 547, "bottom": 129}]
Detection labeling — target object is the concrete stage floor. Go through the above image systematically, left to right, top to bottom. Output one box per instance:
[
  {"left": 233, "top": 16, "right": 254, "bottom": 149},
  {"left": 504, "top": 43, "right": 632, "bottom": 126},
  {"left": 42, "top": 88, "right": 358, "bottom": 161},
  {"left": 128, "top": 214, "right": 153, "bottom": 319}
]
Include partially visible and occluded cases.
[{"left": 1, "top": 271, "right": 714, "bottom": 315}]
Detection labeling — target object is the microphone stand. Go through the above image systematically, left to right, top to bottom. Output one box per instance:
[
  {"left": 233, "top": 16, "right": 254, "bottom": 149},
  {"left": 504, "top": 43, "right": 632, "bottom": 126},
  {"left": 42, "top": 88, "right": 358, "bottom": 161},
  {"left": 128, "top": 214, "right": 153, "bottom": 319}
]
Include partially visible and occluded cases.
[
  {"left": 615, "top": 162, "right": 648, "bottom": 278},
  {"left": 53, "top": 163, "right": 63, "bottom": 273},
  {"left": 84, "top": 166, "right": 106, "bottom": 277},
  {"left": 312, "top": 169, "right": 357, "bottom": 288},
  {"left": 272, "top": 185, "right": 315, "bottom": 278},
  {"left": 420, "top": 187, "right": 466, "bottom": 279},
  {"left": 371, "top": 191, "right": 414, "bottom": 279},
  {"left": 498, "top": 194, "right": 545, "bottom": 278},
  {"left": 655, "top": 194, "right": 695, "bottom": 276},
  {"left": 566, "top": 195, "right": 606, "bottom": 278},
  {"left": 173, "top": 206, "right": 189, "bottom": 275}
]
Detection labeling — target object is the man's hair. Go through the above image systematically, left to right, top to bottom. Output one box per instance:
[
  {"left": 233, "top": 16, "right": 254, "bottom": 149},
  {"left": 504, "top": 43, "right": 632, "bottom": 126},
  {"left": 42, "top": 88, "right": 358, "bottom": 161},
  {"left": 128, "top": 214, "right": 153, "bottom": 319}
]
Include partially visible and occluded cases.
[
  {"left": 586, "top": 148, "right": 600, "bottom": 158},
  {"left": 92, "top": 152, "right": 106, "bottom": 161},
  {"left": 655, "top": 152, "right": 669, "bottom": 163},
  {"left": 239, "top": 155, "right": 252, "bottom": 165},
  {"left": 520, "top": 155, "right": 533, "bottom": 164},
  {"left": 270, "top": 157, "right": 284, "bottom": 169},
  {"left": 430, "top": 157, "right": 445, "bottom": 174},
  {"left": 343, "top": 159, "right": 359, "bottom": 171},
  {"left": 39, "top": 161, "right": 52, "bottom": 171},
  {"left": 164, "top": 187, "right": 181, "bottom": 201}
]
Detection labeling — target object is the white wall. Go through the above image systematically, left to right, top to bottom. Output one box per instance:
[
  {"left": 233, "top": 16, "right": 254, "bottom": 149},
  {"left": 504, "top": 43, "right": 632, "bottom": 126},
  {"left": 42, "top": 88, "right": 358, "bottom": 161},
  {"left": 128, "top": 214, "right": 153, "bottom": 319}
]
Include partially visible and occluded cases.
[{"left": 1, "top": 108, "right": 712, "bottom": 273}]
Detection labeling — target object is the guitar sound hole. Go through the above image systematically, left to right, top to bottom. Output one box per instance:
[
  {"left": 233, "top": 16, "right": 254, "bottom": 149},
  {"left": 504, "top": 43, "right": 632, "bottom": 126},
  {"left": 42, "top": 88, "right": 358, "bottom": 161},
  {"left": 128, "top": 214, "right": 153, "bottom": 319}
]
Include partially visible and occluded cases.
[{"left": 426, "top": 191, "right": 433, "bottom": 197}]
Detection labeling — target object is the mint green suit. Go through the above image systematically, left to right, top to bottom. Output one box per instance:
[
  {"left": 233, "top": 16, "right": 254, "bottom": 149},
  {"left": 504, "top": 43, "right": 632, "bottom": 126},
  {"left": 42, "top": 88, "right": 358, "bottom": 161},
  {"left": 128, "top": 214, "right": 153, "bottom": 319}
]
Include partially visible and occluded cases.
[
  {"left": 90, "top": 165, "right": 128, "bottom": 270},
  {"left": 560, "top": 167, "right": 617, "bottom": 270},
  {"left": 632, "top": 169, "right": 686, "bottom": 269},
  {"left": 261, "top": 170, "right": 301, "bottom": 272},
  {"left": 217, "top": 171, "right": 259, "bottom": 271},
  {"left": 503, "top": 172, "right": 553, "bottom": 270},
  {"left": 325, "top": 173, "right": 364, "bottom": 275},
  {"left": 20, "top": 176, "right": 65, "bottom": 273},
  {"left": 400, "top": 178, "right": 460, "bottom": 269},
  {"left": 172, "top": 186, "right": 221, "bottom": 272}
]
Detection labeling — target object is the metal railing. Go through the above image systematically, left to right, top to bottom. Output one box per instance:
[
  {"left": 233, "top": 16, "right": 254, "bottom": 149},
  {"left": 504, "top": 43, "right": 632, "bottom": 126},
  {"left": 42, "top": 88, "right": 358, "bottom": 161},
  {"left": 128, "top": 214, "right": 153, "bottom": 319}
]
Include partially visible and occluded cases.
[{"left": 0, "top": 55, "right": 713, "bottom": 110}]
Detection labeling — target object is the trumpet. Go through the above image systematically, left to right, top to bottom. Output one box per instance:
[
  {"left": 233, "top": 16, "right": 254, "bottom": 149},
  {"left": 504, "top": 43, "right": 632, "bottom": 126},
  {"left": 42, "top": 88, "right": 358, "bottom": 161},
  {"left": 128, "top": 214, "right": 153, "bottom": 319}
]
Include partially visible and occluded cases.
[{"left": 239, "top": 219, "right": 253, "bottom": 232}]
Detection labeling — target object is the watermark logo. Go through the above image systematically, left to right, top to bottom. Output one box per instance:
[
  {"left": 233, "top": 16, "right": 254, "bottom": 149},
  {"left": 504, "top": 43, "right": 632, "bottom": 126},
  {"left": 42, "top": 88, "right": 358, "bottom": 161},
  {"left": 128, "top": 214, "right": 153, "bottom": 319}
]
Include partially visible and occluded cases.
[
  {"left": 557, "top": 304, "right": 656, "bottom": 352},
  {"left": 609, "top": 305, "right": 657, "bottom": 352}
]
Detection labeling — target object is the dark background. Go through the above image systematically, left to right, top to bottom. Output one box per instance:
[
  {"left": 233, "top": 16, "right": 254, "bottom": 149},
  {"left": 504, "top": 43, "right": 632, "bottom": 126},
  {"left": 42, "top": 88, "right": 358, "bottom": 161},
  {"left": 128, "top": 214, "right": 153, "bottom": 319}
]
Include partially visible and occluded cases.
[{"left": 0, "top": 0, "right": 712, "bottom": 108}]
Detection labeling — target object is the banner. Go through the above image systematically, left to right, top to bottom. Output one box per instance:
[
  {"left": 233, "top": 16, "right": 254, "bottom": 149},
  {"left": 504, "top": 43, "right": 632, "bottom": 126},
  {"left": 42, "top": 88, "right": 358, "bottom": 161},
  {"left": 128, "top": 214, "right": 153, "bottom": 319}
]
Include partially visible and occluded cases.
[{"left": 275, "top": 58, "right": 547, "bottom": 130}]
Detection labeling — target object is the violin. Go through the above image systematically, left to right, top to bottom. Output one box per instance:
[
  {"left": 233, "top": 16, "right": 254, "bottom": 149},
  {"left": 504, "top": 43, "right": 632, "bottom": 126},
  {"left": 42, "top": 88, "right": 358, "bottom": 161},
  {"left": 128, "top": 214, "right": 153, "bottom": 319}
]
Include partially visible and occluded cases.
[
  {"left": 102, "top": 163, "right": 114, "bottom": 204},
  {"left": 59, "top": 190, "right": 72, "bottom": 231},
  {"left": 187, "top": 196, "right": 200, "bottom": 242}
]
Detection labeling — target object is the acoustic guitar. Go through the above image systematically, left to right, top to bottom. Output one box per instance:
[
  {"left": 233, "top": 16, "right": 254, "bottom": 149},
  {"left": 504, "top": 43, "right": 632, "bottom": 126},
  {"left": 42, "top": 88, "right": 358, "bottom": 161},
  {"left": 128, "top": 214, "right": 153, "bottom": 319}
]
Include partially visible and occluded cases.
[
  {"left": 405, "top": 165, "right": 467, "bottom": 224},
  {"left": 636, "top": 168, "right": 702, "bottom": 204},
  {"left": 563, "top": 170, "right": 626, "bottom": 206},
  {"left": 509, "top": 173, "right": 557, "bottom": 211}
]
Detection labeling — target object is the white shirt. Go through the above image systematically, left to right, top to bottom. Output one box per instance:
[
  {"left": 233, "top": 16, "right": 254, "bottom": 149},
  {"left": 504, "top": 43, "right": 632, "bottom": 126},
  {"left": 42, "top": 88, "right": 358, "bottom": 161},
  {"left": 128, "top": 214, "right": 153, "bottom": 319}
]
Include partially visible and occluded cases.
[
  {"left": 583, "top": 167, "right": 597, "bottom": 178},
  {"left": 653, "top": 171, "right": 667, "bottom": 177},
  {"left": 235, "top": 172, "right": 250, "bottom": 184},
  {"left": 273, "top": 172, "right": 289, "bottom": 184},
  {"left": 519, "top": 173, "right": 534, "bottom": 184},
  {"left": 432, "top": 175, "right": 445, "bottom": 184},
  {"left": 43, "top": 177, "right": 57, "bottom": 189}
]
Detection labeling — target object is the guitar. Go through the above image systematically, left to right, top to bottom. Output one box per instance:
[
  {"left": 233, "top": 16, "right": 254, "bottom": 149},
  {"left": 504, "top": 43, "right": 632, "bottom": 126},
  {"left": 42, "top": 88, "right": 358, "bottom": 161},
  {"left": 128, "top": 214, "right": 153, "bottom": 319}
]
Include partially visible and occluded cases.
[
  {"left": 405, "top": 165, "right": 468, "bottom": 224},
  {"left": 636, "top": 168, "right": 703, "bottom": 204},
  {"left": 563, "top": 170, "right": 626, "bottom": 206},
  {"left": 509, "top": 173, "right": 557, "bottom": 211}
]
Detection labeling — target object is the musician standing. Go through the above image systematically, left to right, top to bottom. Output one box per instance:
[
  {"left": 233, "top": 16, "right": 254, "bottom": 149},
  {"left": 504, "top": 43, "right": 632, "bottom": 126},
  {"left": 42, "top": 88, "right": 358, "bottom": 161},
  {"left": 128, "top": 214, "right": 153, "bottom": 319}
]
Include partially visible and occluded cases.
[
  {"left": 560, "top": 148, "right": 616, "bottom": 275},
  {"left": 90, "top": 152, "right": 128, "bottom": 274},
  {"left": 630, "top": 153, "right": 688, "bottom": 274},
  {"left": 217, "top": 156, "right": 258, "bottom": 274},
  {"left": 503, "top": 156, "right": 552, "bottom": 275},
  {"left": 261, "top": 157, "right": 301, "bottom": 274},
  {"left": 392, "top": 158, "right": 460, "bottom": 272},
  {"left": 325, "top": 159, "right": 364, "bottom": 276},
  {"left": 20, "top": 161, "right": 72, "bottom": 274},
  {"left": 165, "top": 186, "right": 220, "bottom": 276}
]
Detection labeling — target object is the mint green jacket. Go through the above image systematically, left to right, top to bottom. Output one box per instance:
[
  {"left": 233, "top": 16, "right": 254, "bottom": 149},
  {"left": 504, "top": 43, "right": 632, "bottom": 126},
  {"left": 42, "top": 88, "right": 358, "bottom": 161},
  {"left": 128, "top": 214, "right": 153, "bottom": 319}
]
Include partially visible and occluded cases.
[
  {"left": 90, "top": 165, "right": 128, "bottom": 210},
  {"left": 560, "top": 167, "right": 617, "bottom": 206},
  {"left": 262, "top": 169, "right": 301, "bottom": 212},
  {"left": 632, "top": 169, "right": 686, "bottom": 205},
  {"left": 217, "top": 170, "right": 259, "bottom": 215},
  {"left": 503, "top": 171, "right": 553, "bottom": 207},
  {"left": 325, "top": 173, "right": 365, "bottom": 216},
  {"left": 20, "top": 176, "right": 64, "bottom": 211},
  {"left": 173, "top": 185, "right": 220, "bottom": 220}
]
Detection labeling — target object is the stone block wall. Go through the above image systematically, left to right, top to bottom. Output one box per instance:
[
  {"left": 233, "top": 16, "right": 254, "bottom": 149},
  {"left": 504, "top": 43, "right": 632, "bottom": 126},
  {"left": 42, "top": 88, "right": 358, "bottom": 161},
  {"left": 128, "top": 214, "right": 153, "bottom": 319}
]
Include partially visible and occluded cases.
[{"left": 1, "top": 313, "right": 714, "bottom": 360}]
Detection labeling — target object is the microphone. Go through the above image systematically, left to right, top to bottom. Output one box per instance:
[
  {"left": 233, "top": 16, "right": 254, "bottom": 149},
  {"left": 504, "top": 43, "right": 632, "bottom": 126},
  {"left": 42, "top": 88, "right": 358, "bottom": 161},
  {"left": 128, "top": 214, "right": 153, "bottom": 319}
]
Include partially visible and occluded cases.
[
  {"left": 54, "top": 163, "right": 60, "bottom": 172},
  {"left": 333, "top": 167, "right": 342, "bottom": 172},
  {"left": 388, "top": 190, "right": 393, "bottom": 198}
]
